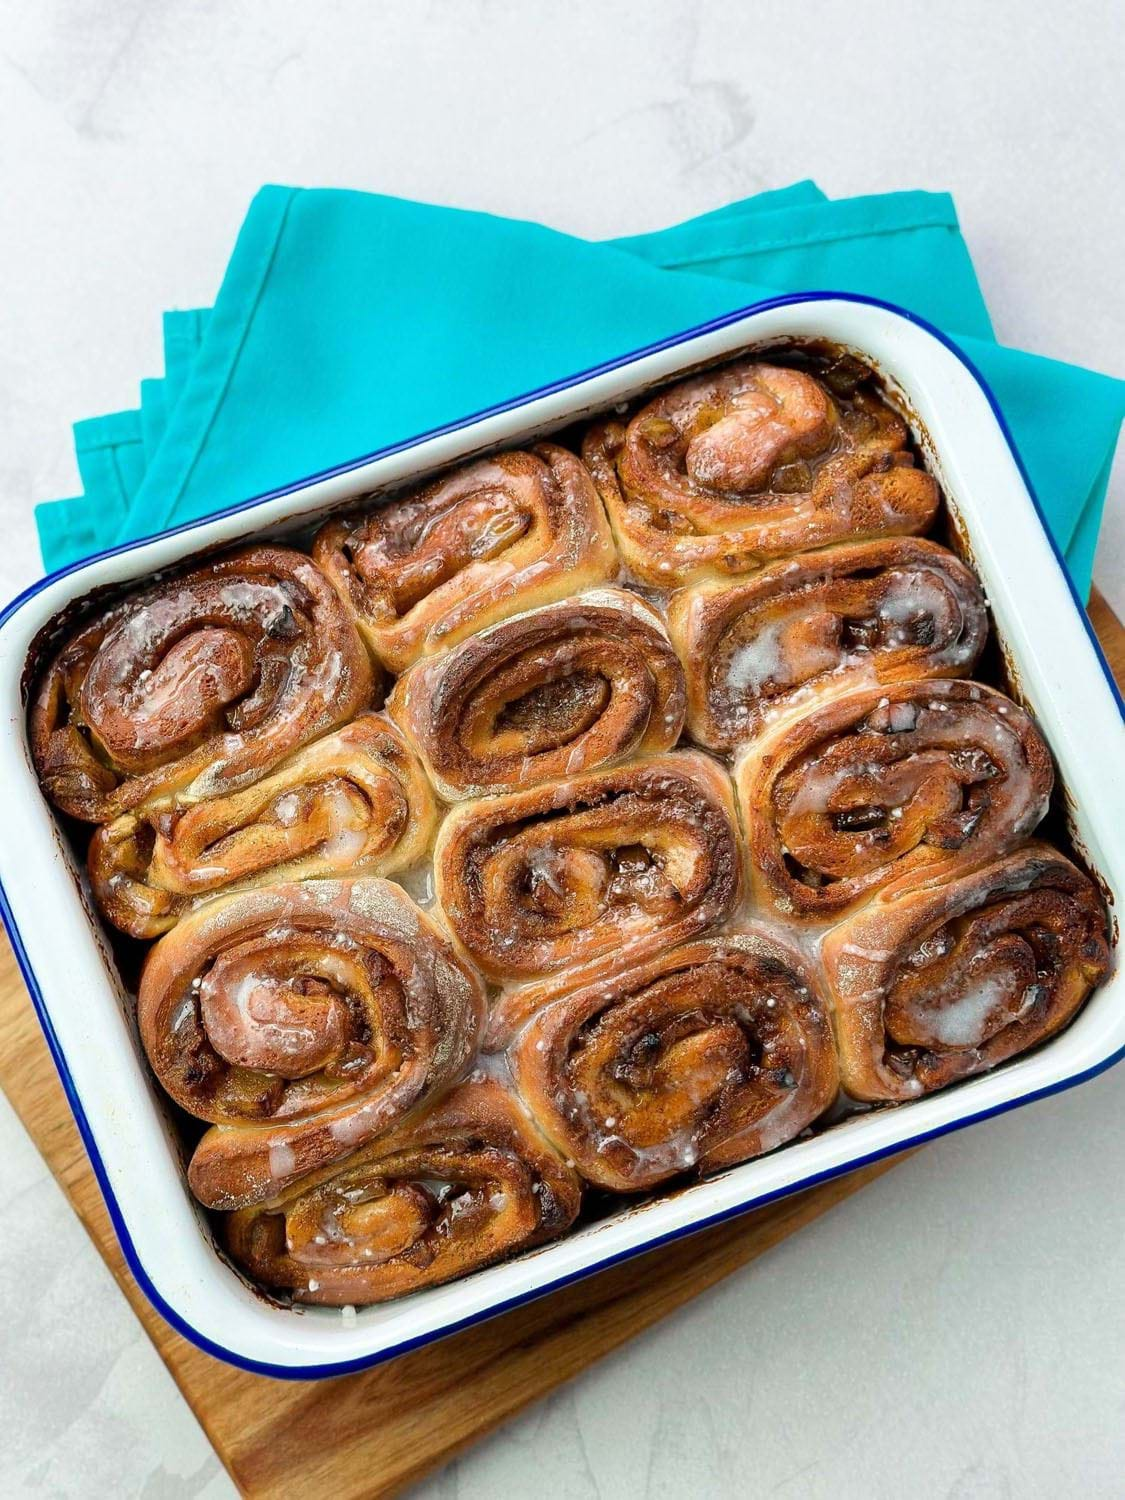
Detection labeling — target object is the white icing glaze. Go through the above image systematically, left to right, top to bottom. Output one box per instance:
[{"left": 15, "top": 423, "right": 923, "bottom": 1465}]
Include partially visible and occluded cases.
[{"left": 923, "top": 974, "right": 1014, "bottom": 1048}]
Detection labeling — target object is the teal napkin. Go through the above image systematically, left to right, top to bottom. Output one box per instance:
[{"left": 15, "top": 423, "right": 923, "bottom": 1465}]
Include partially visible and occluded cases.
[{"left": 37, "top": 181, "right": 1124, "bottom": 601}]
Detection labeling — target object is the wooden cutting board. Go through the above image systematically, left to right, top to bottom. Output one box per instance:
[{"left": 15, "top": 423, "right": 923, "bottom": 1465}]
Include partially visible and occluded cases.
[{"left": 1, "top": 590, "right": 1121, "bottom": 1500}]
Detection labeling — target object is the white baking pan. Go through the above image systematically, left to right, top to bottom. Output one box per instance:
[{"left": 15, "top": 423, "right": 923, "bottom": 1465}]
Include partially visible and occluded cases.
[{"left": 0, "top": 294, "right": 1121, "bottom": 1378}]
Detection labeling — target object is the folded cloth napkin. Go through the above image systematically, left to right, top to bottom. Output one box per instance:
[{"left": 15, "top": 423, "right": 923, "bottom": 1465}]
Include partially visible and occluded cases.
[{"left": 37, "top": 180, "right": 1124, "bottom": 601}]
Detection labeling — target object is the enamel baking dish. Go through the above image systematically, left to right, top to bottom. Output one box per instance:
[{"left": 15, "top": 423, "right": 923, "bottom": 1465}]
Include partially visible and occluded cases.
[{"left": 0, "top": 294, "right": 1122, "bottom": 1379}]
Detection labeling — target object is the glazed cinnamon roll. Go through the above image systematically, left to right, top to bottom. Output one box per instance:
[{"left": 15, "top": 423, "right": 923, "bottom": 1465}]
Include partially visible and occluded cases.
[
  {"left": 582, "top": 357, "right": 938, "bottom": 586},
  {"left": 312, "top": 443, "right": 617, "bottom": 673},
  {"left": 668, "top": 539, "right": 987, "bottom": 750},
  {"left": 30, "top": 546, "right": 374, "bottom": 824},
  {"left": 388, "top": 588, "right": 686, "bottom": 799},
  {"left": 736, "top": 678, "right": 1053, "bottom": 922},
  {"left": 89, "top": 716, "right": 437, "bottom": 939},
  {"left": 435, "top": 752, "right": 742, "bottom": 1003},
  {"left": 821, "top": 843, "right": 1110, "bottom": 1101},
  {"left": 138, "top": 878, "right": 484, "bottom": 1210},
  {"left": 506, "top": 935, "right": 838, "bottom": 1192},
  {"left": 223, "top": 1078, "right": 582, "bottom": 1306}
]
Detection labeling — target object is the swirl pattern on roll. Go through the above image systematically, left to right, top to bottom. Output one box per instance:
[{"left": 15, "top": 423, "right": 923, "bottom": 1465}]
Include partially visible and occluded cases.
[
  {"left": 24, "top": 335, "right": 1116, "bottom": 1310},
  {"left": 582, "top": 357, "right": 938, "bottom": 586},
  {"left": 313, "top": 444, "right": 617, "bottom": 673},
  {"left": 668, "top": 538, "right": 987, "bottom": 750},
  {"left": 30, "top": 546, "right": 374, "bottom": 824},
  {"left": 388, "top": 588, "right": 686, "bottom": 799},
  {"left": 736, "top": 678, "right": 1053, "bottom": 922},
  {"left": 89, "top": 716, "right": 437, "bottom": 939},
  {"left": 435, "top": 752, "right": 742, "bottom": 1007},
  {"left": 821, "top": 843, "right": 1109, "bottom": 1101},
  {"left": 138, "top": 878, "right": 484, "bottom": 1209},
  {"left": 506, "top": 935, "right": 838, "bottom": 1191},
  {"left": 224, "top": 1078, "right": 582, "bottom": 1305}
]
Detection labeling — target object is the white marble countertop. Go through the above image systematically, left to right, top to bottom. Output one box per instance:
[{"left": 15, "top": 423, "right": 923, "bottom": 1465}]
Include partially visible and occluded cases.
[{"left": 1, "top": 2, "right": 1122, "bottom": 1496}]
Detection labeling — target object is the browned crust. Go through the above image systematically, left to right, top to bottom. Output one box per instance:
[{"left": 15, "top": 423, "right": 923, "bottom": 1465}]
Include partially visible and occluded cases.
[
  {"left": 582, "top": 360, "right": 938, "bottom": 587},
  {"left": 312, "top": 443, "right": 617, "bottom": 673},
  {"left": 666, "top": 537, "right": 987, "bottom": 750},
  {"left": 29, "top": 545, "right": 375, "bottom": 824},
  {"left": 387, "top": 588, "right": 686, "bottom": 799},
  {"left": 735, "top": 677, "right": 1054, "bottom": 922},
  {"left": 89, "top": 714, "right": 436, "bottom": 939},
  {"left": 434, "top": 750, "right": 742, "bottom": 1003},
  {"left": 821, "top": 843, "right": 1110, "bottom": 1101},
  {"left": 137, "top": 878, "right": 485, "bottom": 1209},
  {"left": 506, "top": 933, "right": 839, "bottom": 1192},
  {"left": 224, "top": 1078, "right": 582, "bottom": 1305}
]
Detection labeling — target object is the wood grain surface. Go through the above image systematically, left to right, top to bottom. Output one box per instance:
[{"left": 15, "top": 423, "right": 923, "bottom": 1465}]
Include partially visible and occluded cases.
[{"left": 0, "top": 591, "right": 1120, "bottom": 1500}]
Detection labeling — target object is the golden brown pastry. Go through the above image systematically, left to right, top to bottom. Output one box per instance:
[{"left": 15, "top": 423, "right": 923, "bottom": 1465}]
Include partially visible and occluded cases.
[
  {"left": 24, "top": 340, "right": 1115, "bottom": 1312},
  {"left": 582, "top": 358, "right": 938, "bottom": 586},
  {"left": 312, "top": 444, "right": 617, "bottom": 673},
  {"left": 667, "top": 538, "right": 987, "bottom": 749},
  {"left": 30, "top": 546, "right": 374, "bottom": 824},
  {"left": 388, "top": 588, "right": 686, "bottom": 799},
  {"left": 736, "top": 678, "right": 1053, "bottom": 922},
  {"left": 89, "top": 715, "right": 437, "bottom": 939},
  {"left": 434, "top": 751, "right": 742, "bottom": 1006},
  {"left": 821, "top": 843, "right": 1109, "bottom": 1102},
  {"left": 137, "top": 878, "right": 484, "bottom": 1210},
  {"left": 505, "top": 934, "right": 838, "bottom": 1192},
  {"left": 224, "top": 1078, "right": 582, "bottom": 1306}
]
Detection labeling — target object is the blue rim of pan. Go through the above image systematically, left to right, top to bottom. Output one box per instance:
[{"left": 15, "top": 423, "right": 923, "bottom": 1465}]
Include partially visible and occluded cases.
[{"left": 0, "top": 290, "right": 1121, "bottom": 1380}]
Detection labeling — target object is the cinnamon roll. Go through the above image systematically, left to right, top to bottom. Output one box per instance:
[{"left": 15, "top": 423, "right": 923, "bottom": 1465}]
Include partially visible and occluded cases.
[
  {"left": 582, "top": 358, "right": 938, "bottom": 586},
  {"left": 312, "top": 444, "right": 617, "bottom": 673},
  {"left": 668, "top": 539, "right": 987, "bottom": 750},
  {"left": 30, "top": 546, "right": 374, "bottom": 824},
  {"left": 388, "top": 588, "right": 686, "bottom": 799},
  {"left": 736, "top": 678, "right": 1053, "bottom": 922},
  {"left": 89, "top": 716, "right": 437, "bottom": 939},
  {"left": 435, "top": 752, "right": 742, "bottom": 1004},
  {"left": 821, "top": 843, "right": 1110, "bottom": 1101},
  {"left": 137, "top": 878, "right": 484, "bottom": 1209},
  {"left": 507, "top": 934, "right": 838, "bottom": 1192},
  {"left": 223, "top": 1078, "right": 582, "bottom": 1306}
]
